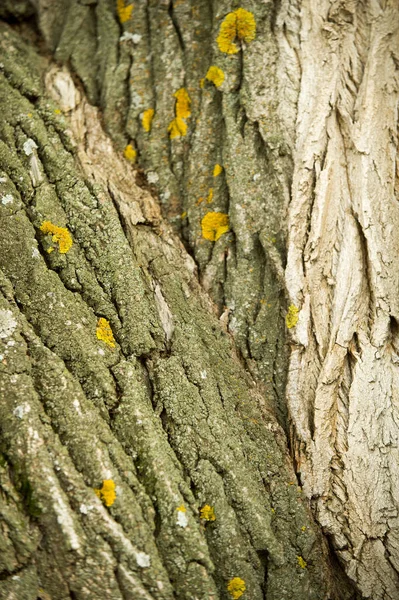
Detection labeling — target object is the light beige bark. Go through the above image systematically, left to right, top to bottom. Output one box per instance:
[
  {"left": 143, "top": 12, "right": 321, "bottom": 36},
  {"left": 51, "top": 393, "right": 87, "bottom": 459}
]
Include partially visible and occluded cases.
[{"left": 285, "top": 1, "right": 399, "bottom": 598}]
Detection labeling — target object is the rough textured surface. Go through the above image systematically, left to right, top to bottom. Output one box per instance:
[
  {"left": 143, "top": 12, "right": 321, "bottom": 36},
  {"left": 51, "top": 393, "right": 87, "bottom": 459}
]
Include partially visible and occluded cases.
[
  {"left": 34, "top": 0, "right": 292, "bottom": 429},
  {"left": 285, "top": 2, "right": 399, "bottom": 599},
  {"left": 0, "top": 22, "right": 351, "bottom": 600}
]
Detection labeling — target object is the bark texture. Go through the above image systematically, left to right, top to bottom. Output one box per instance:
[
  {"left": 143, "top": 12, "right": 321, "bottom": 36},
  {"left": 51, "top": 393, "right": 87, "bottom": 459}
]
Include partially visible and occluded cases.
[
  {"left": 1, "top": 0, "right": 398, "bottom": 598},
  {"left": 0, "top": 20, "right": 351, "bottom": 600}
]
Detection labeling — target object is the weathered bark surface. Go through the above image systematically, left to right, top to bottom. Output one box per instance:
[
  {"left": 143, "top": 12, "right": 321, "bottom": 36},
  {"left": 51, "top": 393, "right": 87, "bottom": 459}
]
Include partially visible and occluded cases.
[
  {"left": 1, "top": 1, "right": 398, "bottom": 598},
  {"left": 285, "top": 3, "right": 399, "bottom": 599},
  {"left": 0, "top": 21, "right": 352, "bottom": 600}
]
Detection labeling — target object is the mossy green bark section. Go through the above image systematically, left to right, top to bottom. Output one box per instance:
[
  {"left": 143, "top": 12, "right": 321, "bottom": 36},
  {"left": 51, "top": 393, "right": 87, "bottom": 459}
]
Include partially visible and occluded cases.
[
  {"left": 34, "top": 0, "right": 290, "bottom": 426},
  {"left": 0, "top": 22, "right": 355, "bottom": 600}
]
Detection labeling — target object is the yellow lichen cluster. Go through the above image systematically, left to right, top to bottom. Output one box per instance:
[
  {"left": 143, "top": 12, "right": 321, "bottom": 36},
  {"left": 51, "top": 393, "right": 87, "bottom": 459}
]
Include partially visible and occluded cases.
[
  {"left": 117, "top": 0, "right": 133, "bottom": 23},
  {"left": 217, "top": 8, "right": 256, "bottom": 54},
  {"left": 205, "top": 65, "right": 225, "bottom": 87},
  {"left": 168, "top": 88, "right": 191, "bottom": 139},
  {"left": 142, "top": 108, "right": 155, "bottom": 132},
  {"left": 124, "top": 144, "right": 137, "bottom": 162},
  {"left": 213, "top": 164, "right": 223, "bottom": 177},
  {"left": 207, "top": 188, "right": 214, "bottom": 204},
  {"left": 201, "top": 212, "right": 229, "bottom": 242},
  {"left": 40, "top": 221, "right": 73, "bottom": 254},
  {"left": 286, "top": 304, "right": 299, "bottom": 329},
  {"left": 96, "top": 318, "right": 116, "bottom": 348},
  {"left": 94, "top": 479, "right": 116, "bottom": 507},
  {"left": 200, "top": 504, "right": 216, "bottom": 521},
  {"left": 297, "top": 555, "right": 307, "bottom": 569},
  {"left": 227, "top": 577, "right": 246, "bottom": 599}
]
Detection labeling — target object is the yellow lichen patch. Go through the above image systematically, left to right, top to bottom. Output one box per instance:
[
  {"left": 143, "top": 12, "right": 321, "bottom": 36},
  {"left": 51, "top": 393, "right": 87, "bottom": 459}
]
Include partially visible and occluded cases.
[
  {"left": 117, "top": 0, "right": 133, "bottom": 23},
  {"left": 217, "top": 8, "right": 256, "bottom": 54},
  {"left": 206, "top": 65, "right": 225, "bottom": 87},
  {"left": 200, "top": 78, "right": 205, "bottom": 88},
  {"left": 168, "top": 88, "right": 191, "bottom": 139},
  {"left": 174, "top": 88, "right": 191, "bottom": 119},
  {"left": 142, "top": 108, "right": 155, "bottom": 132},
  {"left": 54, "top": 109, "right": 62, "bottom": 115},
  {"left": 168, "top": 117, "right": 187, "bottom": 139},
  {"left": 124, "top": 144, "right": 137, "bottom": 162},
  {"left": 213, "top": 164, "right": 223, "bottom": 177},
  {"left": 207, "top": 188, "right": 214, "bottom": 203},
  {"left": 181, "top": 211, "right": 187, "bottom": 219},
  {"left": 201, "top": 212, "right": 229, "bottom": 242},
  {"left": 40, "top": 221, "right": 72, "bottom": 254},
  {"left": 286, "top": 304, "right": 299, "bottom": 329},
  {"left": 96, "top": 318, "right": 116, "bottom": 348},
  {"left": 94, "top": 479, "right": 116, "bottom": 507},
  {"left": 200, "top": 504, "right": 216, "bottom": 521},
  {"left": 301, "top": 526, "right": 307, "bottom": 532},
  {"left": 297, "top": 555, "right": 307, "bottom": 569},
  {"left": 227, "top": 577, "right": 246, "bottom": 599}
]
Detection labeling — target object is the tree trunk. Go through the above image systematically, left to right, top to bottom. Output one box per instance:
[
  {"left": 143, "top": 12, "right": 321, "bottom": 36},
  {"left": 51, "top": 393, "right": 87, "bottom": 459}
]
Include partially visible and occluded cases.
[{"left": 0, "top": 0, "right": 397, "bottom": 598}]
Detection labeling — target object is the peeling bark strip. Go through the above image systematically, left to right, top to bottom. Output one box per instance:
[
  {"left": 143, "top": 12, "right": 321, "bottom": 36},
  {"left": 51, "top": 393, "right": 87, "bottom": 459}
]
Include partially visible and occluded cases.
[
  {"left": 285, "top": 2, "right": 399, "bottom": 599},
  {"left": 0, "top": 22, "right": 349, "bottom": 600}
]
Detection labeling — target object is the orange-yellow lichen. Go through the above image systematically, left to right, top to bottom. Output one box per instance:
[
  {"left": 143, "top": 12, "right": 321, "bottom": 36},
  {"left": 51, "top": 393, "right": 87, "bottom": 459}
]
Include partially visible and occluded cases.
[
  {"left": 117, "top": 0, "right": 133, "bottom": 23},
  {"left": 217, "top": 8, "right": 256, "bottom": 54},
  {"left": 206, "top": 65, "right": 225, "bottom": 87},
  {"left": 168, "top": 88, "right": 191, "bottom": 139},
  {"left": 174, "top": 88, "right": 191, "bottom": 119},
  {"left": 142, "top": 108, "right": 155, "bottom": 132},
  {"left": 168, "top": 117, "right": 188, "bottom": 139},
  {"left": 124, "top": 144, "right": 137, "bottom": 162},
  {"left": 213, "top": 164, "right": 223, "bottom": 177},
  {"left": 207, "top": 188, "right": 214, "bottom": 203},
  {"left": 201, "top": 212, "right": 229, "bottom": 241},
  {"left": 40, "top": 221, "right": 72, "bottom": 254},
  {"left": 286, "top": 304, "right": 299, "bottom": 329},
  {"left": 96, "top": 318, "right": 116, "bottom": 348},
  {"left": 94, "top": 479, "right": 116, "bottom": 507},
  {"left": 200, "top": 504, "right": 216, "bottom": 521},
  {"left": 297, "top": 556, "right": 307, "bottom": 569},
  {"left": 227, "top": 577, "right": 246, "bottom": 599}
]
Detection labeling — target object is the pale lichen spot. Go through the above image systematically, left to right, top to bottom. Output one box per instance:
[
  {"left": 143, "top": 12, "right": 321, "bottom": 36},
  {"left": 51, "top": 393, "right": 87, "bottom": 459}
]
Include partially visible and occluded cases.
[
  {"left": 117, "top": 0, "right": 133, "bottom": 23},
  {"left": 217, "top": 8, "right": 256, "bottom": 54},
  {"left": 206, "top": 65, "right": 225, "bottom": 87},
  {"left": 142, "top": 108, "right": 155, "bottom": 132},
  {"left": 23, "top": 138, "right": 38, "bottom": 156},
  {"left": 123, "top": 144, "right": 137, "bottom": 163},
  {"left": 213, "top": 164, "right": 223, "bottom": 177},
  {"left": 147, "top": 171, "right": 159, "bottom": 184},
  {"left": 1, "top": 194, "right": 13, "bottom": 205},
  {"left": 201, "top": 212, "right": 229, "bottom": 241},
  {"left": 40, "top": 221, "right": 73, "bottom": 254},
  {"left": 32, "top": 247, "right": 40, "bottom": 259},
  {"left": 286, "top": 304, "right": 299, "bottom": 329},
  {"left": 0, "top": 309, "right": 17, "bottom": 339},
  {"left": 96, "top": 318, "right": 116, "bottom": 348},
  {"left": 13, "top": 404, "right": 31, "bottom": 419},
  {"left": 94, "top": 479, "right": 116, "bottom": 507},
  {"left": 176, "top": 504, "right": 189, "bottom": 528},
  {"left": 200, "top": 504, "right": 216, "bottom": 521},
  {"left": 135, "top": 552, "right": 151, "bottom": 568},
  {"left": 297, "top": 555, "right": 307, "bottom": 569},
  {"left": 227, "top": 577, "right": 246, "bottom": 599}
]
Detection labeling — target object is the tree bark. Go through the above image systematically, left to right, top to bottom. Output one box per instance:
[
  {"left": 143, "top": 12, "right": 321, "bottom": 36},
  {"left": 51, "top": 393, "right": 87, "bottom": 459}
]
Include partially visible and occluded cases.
[{"left": 0, "top": 0, "right": 397, "bottom": 598}]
